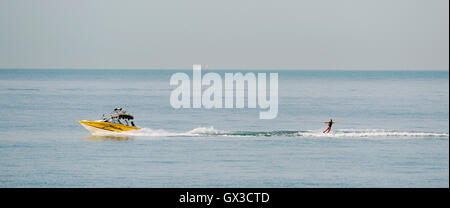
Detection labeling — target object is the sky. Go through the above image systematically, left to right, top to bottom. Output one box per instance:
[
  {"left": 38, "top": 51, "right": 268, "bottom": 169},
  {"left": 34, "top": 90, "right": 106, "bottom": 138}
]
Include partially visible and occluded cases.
[{"left": 0, "top": 0, "right": 448, "bottom": 70}]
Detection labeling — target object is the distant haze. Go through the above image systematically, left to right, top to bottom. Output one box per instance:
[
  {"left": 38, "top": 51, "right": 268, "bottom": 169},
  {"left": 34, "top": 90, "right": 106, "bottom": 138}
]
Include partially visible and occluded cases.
[{"left": 0, "top": 0, "right": 448, "bottom": 70}]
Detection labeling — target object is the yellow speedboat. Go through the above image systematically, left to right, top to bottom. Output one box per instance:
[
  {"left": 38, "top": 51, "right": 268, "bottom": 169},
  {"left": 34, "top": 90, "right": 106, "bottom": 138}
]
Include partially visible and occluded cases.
[{"left": 78, "top": 108, "right": 140, "bottom": 135}]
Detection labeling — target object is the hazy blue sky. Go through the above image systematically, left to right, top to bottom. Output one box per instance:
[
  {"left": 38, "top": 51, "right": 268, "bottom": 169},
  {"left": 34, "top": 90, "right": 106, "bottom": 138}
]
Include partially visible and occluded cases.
[{"left": 0, "top": 0, "right": 448, "bottom": 70}]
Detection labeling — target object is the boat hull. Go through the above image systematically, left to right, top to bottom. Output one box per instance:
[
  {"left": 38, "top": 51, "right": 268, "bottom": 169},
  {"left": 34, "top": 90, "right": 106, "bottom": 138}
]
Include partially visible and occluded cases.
[{"left": 78, "top": 120, "right": 140, "bottom": 135}]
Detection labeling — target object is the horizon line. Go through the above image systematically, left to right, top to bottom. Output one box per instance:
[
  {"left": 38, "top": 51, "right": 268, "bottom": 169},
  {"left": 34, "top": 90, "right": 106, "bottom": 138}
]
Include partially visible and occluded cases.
[{"left": 0, "top": 67, "right": 449, "bottom": 71}]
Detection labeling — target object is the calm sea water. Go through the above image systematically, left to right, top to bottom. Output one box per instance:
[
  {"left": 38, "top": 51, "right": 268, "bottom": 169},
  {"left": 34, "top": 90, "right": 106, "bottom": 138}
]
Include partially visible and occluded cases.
[{"left": 0, "top": 69, "right": 448, "bottom": 187}]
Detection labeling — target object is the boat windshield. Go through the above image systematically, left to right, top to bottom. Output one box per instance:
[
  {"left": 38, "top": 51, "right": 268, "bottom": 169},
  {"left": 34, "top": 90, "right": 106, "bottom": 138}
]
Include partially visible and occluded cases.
[{"left": 103, "top": 108, "right": 136, "bottom": 126}]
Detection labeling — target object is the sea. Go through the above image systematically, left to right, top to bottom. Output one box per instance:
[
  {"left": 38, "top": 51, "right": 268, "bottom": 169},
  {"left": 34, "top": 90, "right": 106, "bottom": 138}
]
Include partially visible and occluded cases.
[{"left": 0, "top": 69, "right": 448, "bottom": 187}]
